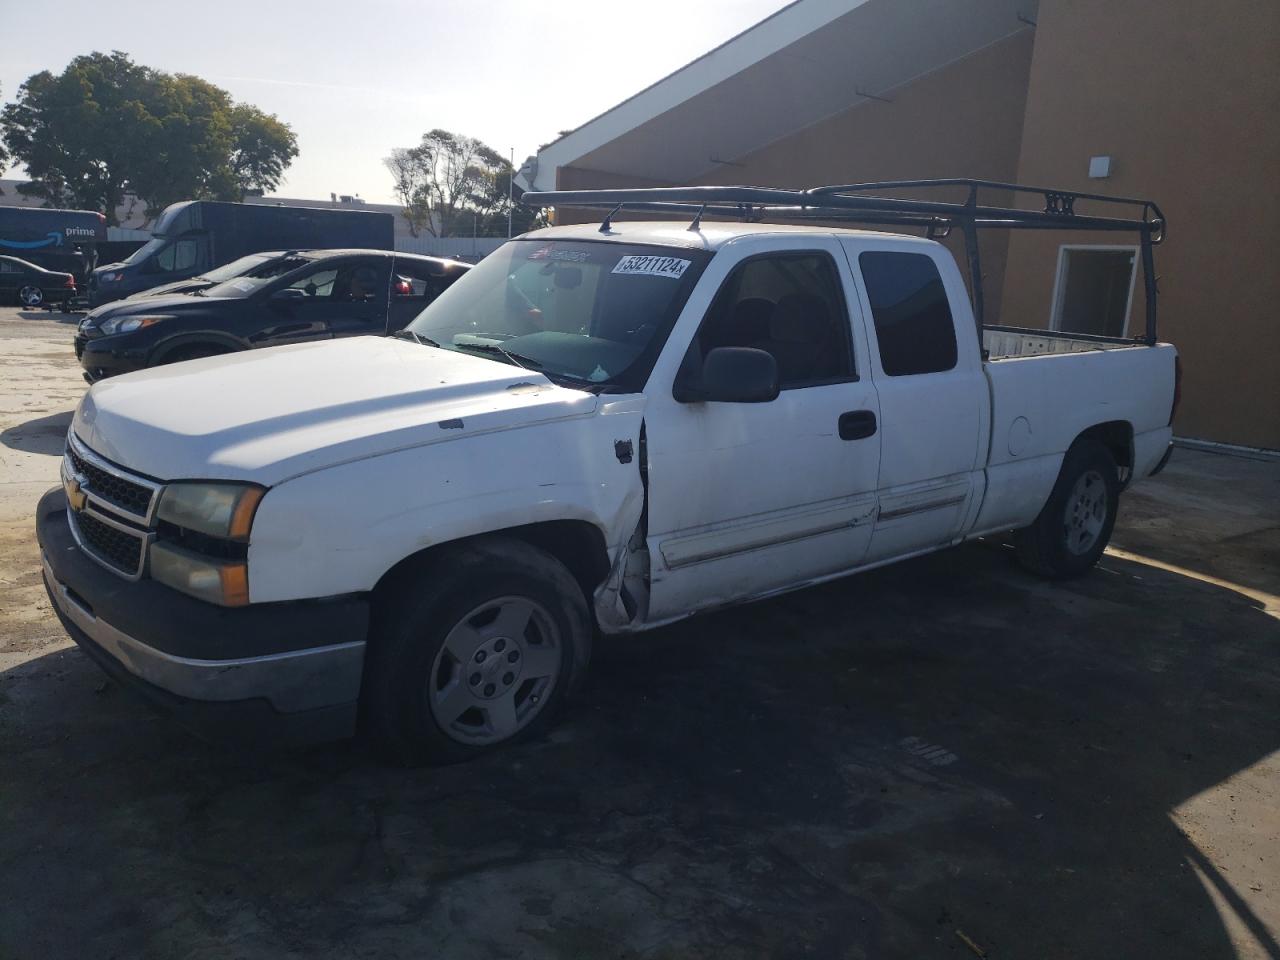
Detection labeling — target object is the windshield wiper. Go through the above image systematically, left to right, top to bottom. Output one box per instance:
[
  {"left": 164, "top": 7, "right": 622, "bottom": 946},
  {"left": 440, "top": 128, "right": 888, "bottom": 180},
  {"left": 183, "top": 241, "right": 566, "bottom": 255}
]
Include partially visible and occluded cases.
[
  {"left": 392, "top": 329, "right": 440, "bottom": 347},
  {"left": 455, "top": 341, "right": 542, "bottom": 370}
]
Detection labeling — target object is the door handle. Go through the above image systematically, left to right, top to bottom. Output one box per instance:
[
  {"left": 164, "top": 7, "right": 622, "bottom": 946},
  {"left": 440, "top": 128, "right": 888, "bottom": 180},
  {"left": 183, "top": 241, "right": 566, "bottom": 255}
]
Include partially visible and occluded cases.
[{"left": 838, "top": 410, "right": 877, "bottom": 441}]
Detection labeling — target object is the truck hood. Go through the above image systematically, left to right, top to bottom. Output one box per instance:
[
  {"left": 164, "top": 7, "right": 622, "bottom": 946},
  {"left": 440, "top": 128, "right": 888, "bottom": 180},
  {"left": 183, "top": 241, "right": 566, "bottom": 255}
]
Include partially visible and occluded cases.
[{"left": 73, "top": 337, "right": 598, "bottom": 485}]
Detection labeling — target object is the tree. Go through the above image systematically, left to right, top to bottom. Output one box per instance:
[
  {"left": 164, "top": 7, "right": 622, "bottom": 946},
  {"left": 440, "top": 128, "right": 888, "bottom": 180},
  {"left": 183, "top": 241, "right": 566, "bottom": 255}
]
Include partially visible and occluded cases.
[
  {"left": 0, "top": 52, "right": 298, "bottom": 223},
  {"left": 1, "top": 52, "right": 151, "bottom": 220},
  {"left": 0, "top": 85, "right": 9, "bottom": 178},
  {"left": 227, "top": 104, "right": 299, "bottom": 200},
  {"left": 384, "top": 129, "right": 529, "bottom": 238},
  {"left": 385, "top": 146, "right": 433, "bottom": 238}
]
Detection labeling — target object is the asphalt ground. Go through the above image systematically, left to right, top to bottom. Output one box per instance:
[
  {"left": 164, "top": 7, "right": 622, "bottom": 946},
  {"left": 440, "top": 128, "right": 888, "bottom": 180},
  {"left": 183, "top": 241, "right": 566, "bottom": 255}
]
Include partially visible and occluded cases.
[{"left": 1, "top": 304, "right": 1277, "bottom": 958}]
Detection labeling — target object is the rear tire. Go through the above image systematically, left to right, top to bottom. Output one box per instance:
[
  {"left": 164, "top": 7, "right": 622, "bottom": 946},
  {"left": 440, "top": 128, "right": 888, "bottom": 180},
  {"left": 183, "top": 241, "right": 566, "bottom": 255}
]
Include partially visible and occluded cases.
[
  {"left": 18, "top": 285, "right": 43, "bottom": 308},
  {"left": 1014, "top": 440, "right": 1119, "bottom": 579},
  {"left": 361, "top": 536, "right": 592, "bottom": 766}
]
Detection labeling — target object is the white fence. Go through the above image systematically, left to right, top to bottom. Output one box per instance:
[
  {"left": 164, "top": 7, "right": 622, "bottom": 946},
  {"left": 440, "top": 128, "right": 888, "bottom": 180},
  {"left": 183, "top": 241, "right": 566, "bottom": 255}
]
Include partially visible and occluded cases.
[
  {"left": 106, "top": 226, "right": 509, "bottom": 262},
  {"left": 394, "top": 236, "right": 507, "bottom": 261}
]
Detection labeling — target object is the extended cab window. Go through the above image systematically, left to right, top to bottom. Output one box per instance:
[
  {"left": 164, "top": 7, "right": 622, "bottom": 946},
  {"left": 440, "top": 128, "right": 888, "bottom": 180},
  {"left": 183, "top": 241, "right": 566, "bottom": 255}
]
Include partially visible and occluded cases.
[
  {"left": 859, "top": 251, "right": 957, "bottom": 376},
  {"left": 696, "top": 252, "right": 853, "bottom": 388}
]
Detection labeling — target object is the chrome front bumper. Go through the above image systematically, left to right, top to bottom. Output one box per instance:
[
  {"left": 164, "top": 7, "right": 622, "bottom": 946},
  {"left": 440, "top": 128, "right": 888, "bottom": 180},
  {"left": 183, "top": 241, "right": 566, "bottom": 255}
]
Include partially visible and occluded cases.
[{"left": 42, "top": 554, "right": 365, "bottom": 715}]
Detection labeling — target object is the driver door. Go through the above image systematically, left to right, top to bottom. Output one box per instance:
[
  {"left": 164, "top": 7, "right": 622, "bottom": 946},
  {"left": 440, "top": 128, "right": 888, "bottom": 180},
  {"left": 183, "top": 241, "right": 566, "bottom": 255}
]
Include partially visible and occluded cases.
[
  {"left": 643, "top": 237, "right": 882, "bottom": 621},
  {"left": 251, "top": 258, "right": 389, "bottom": 347}
]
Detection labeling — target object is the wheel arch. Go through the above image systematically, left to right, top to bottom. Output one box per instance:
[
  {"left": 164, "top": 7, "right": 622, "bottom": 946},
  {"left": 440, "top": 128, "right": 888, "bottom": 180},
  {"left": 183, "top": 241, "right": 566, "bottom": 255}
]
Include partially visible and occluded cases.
[
  {"left": 149, "top": 332, "right": 243, "bottom": 366},
  {"left": 1072, "top": 420, "right": 1134, "bottom": 485},
  {"left": 372, "top": 519, "right": 612, "bottom": 610}
]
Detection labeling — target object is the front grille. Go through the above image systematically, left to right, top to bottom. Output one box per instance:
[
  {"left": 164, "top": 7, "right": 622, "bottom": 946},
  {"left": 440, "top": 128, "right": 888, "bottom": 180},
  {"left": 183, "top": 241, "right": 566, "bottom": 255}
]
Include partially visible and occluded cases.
[
  {"left": 74, "top": 335, "right": 86, "bottom": 359},
  {"left": 67, "top": 444, "right": 154, "bottom": 518},
  {"left": 72, "top": 510, "right": 144, "bottom": 576}
]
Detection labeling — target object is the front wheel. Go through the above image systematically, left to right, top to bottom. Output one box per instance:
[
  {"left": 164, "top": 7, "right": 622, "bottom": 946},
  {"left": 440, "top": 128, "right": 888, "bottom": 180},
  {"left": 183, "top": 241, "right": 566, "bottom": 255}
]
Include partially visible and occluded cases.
[
  {"left": 18, "top": 285, "right": 43, "bottom": 308},
  {"left": 159, "top": 344, "right": 231, "bottom": 366},
  {"left": 1014, "top": 440, "right": 1120, "bottom": 579},
  {"left": 361, "top": 537, "right": 592, "bottom": 765}
]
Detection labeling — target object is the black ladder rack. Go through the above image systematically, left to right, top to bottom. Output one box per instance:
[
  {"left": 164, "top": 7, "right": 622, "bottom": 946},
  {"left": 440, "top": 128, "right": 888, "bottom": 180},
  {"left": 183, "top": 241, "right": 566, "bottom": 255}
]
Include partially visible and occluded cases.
[{"left": 522, "top": 179, "right": 1166, "bottom": 344}]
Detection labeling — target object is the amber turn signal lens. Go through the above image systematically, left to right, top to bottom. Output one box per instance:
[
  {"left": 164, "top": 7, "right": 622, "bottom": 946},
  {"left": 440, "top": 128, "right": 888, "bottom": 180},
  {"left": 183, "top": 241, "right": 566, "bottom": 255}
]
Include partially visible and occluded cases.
[{"left": 228, "top": 486, "right": 265, "bottom": 542}]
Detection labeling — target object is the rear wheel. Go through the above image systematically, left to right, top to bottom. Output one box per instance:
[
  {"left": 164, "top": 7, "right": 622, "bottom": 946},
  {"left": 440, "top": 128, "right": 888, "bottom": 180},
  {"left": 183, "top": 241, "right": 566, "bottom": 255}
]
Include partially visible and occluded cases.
[
  {"left": 18, "top": 286, "right": 43, "bottom": 308},
  {"left": 1014, "top": 440, "right": 1120, "bottom": 579},
  {"left": 361, "top": 537, "right": 591, "bottom": 765}
]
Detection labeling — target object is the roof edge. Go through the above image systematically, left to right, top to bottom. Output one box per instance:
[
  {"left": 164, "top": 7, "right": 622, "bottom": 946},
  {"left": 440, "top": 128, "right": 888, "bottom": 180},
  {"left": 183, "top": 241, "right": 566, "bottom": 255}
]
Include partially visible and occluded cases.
[{"left": 519, "top": 0, "right": 869, "bottom": 191}]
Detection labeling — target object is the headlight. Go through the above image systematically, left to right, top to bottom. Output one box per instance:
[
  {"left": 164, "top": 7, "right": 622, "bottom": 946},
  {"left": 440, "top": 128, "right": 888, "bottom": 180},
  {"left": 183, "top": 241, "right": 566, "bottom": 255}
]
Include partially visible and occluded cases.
[
  {"left": 99, "top": 314, "right": 169, "bottom": 335},
  {"left": 151, "top": 482, "right": 265, "bottom": 606},
  {"left": 157, "top": 482, "right": 265, "bottom": 541},
  {"left": 150, "top": 543, "right": 250, "bottom": 606}
]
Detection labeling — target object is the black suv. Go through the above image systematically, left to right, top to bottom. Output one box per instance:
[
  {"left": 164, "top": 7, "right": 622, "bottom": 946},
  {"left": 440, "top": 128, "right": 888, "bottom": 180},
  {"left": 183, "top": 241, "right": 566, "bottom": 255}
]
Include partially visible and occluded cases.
[{"left": 75, "top": 249, "right": 470, "bottom": 381}]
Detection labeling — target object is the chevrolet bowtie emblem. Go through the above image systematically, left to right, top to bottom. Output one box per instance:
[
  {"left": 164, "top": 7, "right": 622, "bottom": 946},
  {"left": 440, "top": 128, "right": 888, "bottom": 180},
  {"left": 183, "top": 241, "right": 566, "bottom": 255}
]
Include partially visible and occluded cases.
[{"left": 64, "top": 472, "right": 88, "bottom": 512}]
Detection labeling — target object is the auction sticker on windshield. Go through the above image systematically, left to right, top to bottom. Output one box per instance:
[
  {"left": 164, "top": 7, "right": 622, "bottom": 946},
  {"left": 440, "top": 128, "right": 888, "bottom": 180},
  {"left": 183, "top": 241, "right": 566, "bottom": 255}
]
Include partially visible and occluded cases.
[{"left": 611, "top": 255, "right": 691, "bottom": 279}]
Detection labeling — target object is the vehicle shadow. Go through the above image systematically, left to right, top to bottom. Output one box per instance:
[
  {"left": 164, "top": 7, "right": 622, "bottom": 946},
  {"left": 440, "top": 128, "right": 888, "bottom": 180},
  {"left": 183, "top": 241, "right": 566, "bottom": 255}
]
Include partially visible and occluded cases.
[
  {"left": 13, "top": 309, "right": 82, "bottom": 323},
  {"left": 0, "top": 410, "right": 73, "bottom": 456},
  {"left": 1, "top": 542, "right": 1276, "bottom": 958}
]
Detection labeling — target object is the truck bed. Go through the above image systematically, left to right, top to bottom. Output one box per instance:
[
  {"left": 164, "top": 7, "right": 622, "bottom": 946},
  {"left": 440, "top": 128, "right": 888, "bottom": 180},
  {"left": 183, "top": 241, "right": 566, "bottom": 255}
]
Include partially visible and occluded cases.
[{"left": 982, "top": 324, "right": 1138, "bottom": 360}]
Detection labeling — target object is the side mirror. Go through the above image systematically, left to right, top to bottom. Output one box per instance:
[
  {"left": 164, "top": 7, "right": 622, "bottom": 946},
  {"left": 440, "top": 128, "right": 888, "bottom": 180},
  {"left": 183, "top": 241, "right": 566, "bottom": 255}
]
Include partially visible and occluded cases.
[
  {"left": 271, "top": 287, "right": 307, "bottom": 302},
  {"left": 674, "top": 346, "right": 779, "bottom": 404}
]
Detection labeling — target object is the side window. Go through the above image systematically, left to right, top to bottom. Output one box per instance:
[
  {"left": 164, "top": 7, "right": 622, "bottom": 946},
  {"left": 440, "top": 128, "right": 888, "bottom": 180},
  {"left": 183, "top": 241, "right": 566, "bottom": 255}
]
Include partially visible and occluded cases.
[
  {"left": 154, "top": 238, "right": 198, "bottom": 272},
  {"left": 172, "top": 238, "right": 198, "bottom": 272},
  {"left": 696, "top": 252, "right": 853, "bottom": 389},
  {"left": 859, "top": 252, "right": 957, "bottom": 376},
  {"left": 392, "top": 259, "right": 452, "bottom": 305},
  {"left": 283, "top": 261, "right": 387, "bottom": 303},
  {"left": 341, "top": 262, "right": 384, "bottom": 303},
  {"left": 285, "top": 267, "right": 340, "bottom": 299}
]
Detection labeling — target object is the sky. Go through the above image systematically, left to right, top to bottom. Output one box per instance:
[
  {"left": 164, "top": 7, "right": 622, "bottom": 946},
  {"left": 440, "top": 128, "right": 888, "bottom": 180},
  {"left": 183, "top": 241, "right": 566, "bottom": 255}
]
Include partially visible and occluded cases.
[{"left": 0, "top": 0, "right": 791, "bottom": 205}]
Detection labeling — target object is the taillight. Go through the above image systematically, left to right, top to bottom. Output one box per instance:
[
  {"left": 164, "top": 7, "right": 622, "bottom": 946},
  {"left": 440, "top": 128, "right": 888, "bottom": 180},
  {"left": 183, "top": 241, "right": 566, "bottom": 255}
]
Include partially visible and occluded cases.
[
  {"left": 63, "top": 275, "right": 75, "bottom": 288},
  {"left": 1170, "top": 355, "right": 1182, "bottom": 425}
]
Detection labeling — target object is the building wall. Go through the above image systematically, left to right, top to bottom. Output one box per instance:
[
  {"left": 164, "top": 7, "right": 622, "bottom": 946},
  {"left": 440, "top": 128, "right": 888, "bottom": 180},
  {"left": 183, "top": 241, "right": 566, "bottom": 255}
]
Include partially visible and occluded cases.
[
  {"left": 1001, "top": 0, "right": 1280, "bottom": 449},
  {"left": 546, "top": 4, "right": 1278, "bottom": 448},
  {"left": 691, "top": 29, "right": 1035, "bottom": 326},
  {"left": 554, "top": 30, "right": 1036, "bottom": 326},
  {"left": 553, "top": 167, "right": 676, "bottom": 225}
]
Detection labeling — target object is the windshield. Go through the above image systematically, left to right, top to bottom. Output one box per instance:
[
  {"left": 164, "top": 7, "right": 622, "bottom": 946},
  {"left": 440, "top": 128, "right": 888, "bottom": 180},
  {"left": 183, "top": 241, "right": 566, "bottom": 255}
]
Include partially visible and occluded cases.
[
  {"left": 122, "top": 237, "right": 166, "bottom": 265},
  {"left": 406, "top": 239, "right": 709, "bottom": 390},
  {"left": 199, "top": 252, "right": 277, "bottom": 284},
  {"left": 203, "top": 256, "right": 311, "bottom": 299}
]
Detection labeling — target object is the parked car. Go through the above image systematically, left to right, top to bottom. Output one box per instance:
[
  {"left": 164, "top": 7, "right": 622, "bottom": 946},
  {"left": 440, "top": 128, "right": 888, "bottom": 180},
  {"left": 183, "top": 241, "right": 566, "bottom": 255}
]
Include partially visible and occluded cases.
[
  {"left": 37, "top": 182, "right": 1178, "bottom": 764},
  {"left": 88, "top": 200, "right": 396, "bottom": 306},
  {"left": 74, "top": 249, "right": 470, "bottom": 381},
  {"left": 122, "top": 249, "right": 297, "bottom": 300},
  {"left": 0, "top": 255, "right": 77, "bottom": 309}
]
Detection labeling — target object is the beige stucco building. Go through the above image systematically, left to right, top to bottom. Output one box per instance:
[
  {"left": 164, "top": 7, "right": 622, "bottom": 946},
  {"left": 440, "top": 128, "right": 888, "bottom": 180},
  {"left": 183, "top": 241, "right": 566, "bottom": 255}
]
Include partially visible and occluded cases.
[{"left": 520, "top": 0, "right": 1280, "bottom": 450}]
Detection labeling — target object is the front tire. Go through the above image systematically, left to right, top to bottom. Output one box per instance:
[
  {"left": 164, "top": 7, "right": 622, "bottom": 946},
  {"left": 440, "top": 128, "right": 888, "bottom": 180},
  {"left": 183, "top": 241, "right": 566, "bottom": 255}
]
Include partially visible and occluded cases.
[
  {"left": 18, "top": 285, "right": 43, "bottom": 308},
  {"left": 159, "top": 344, "right": 231, "bottom": 366},
  {"left": 1014, "top": 440, "right": 1120, "bottom": 579},
  {"left": 361, "top": 537, "right": 592, "bottom": 765}
]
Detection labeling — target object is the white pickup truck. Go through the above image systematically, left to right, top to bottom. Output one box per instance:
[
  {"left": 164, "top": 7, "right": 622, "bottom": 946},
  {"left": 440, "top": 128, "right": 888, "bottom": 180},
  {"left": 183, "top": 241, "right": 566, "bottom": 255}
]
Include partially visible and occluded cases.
[{"left": 37, "top": 182, "right": 1178, "bottom": 763}]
